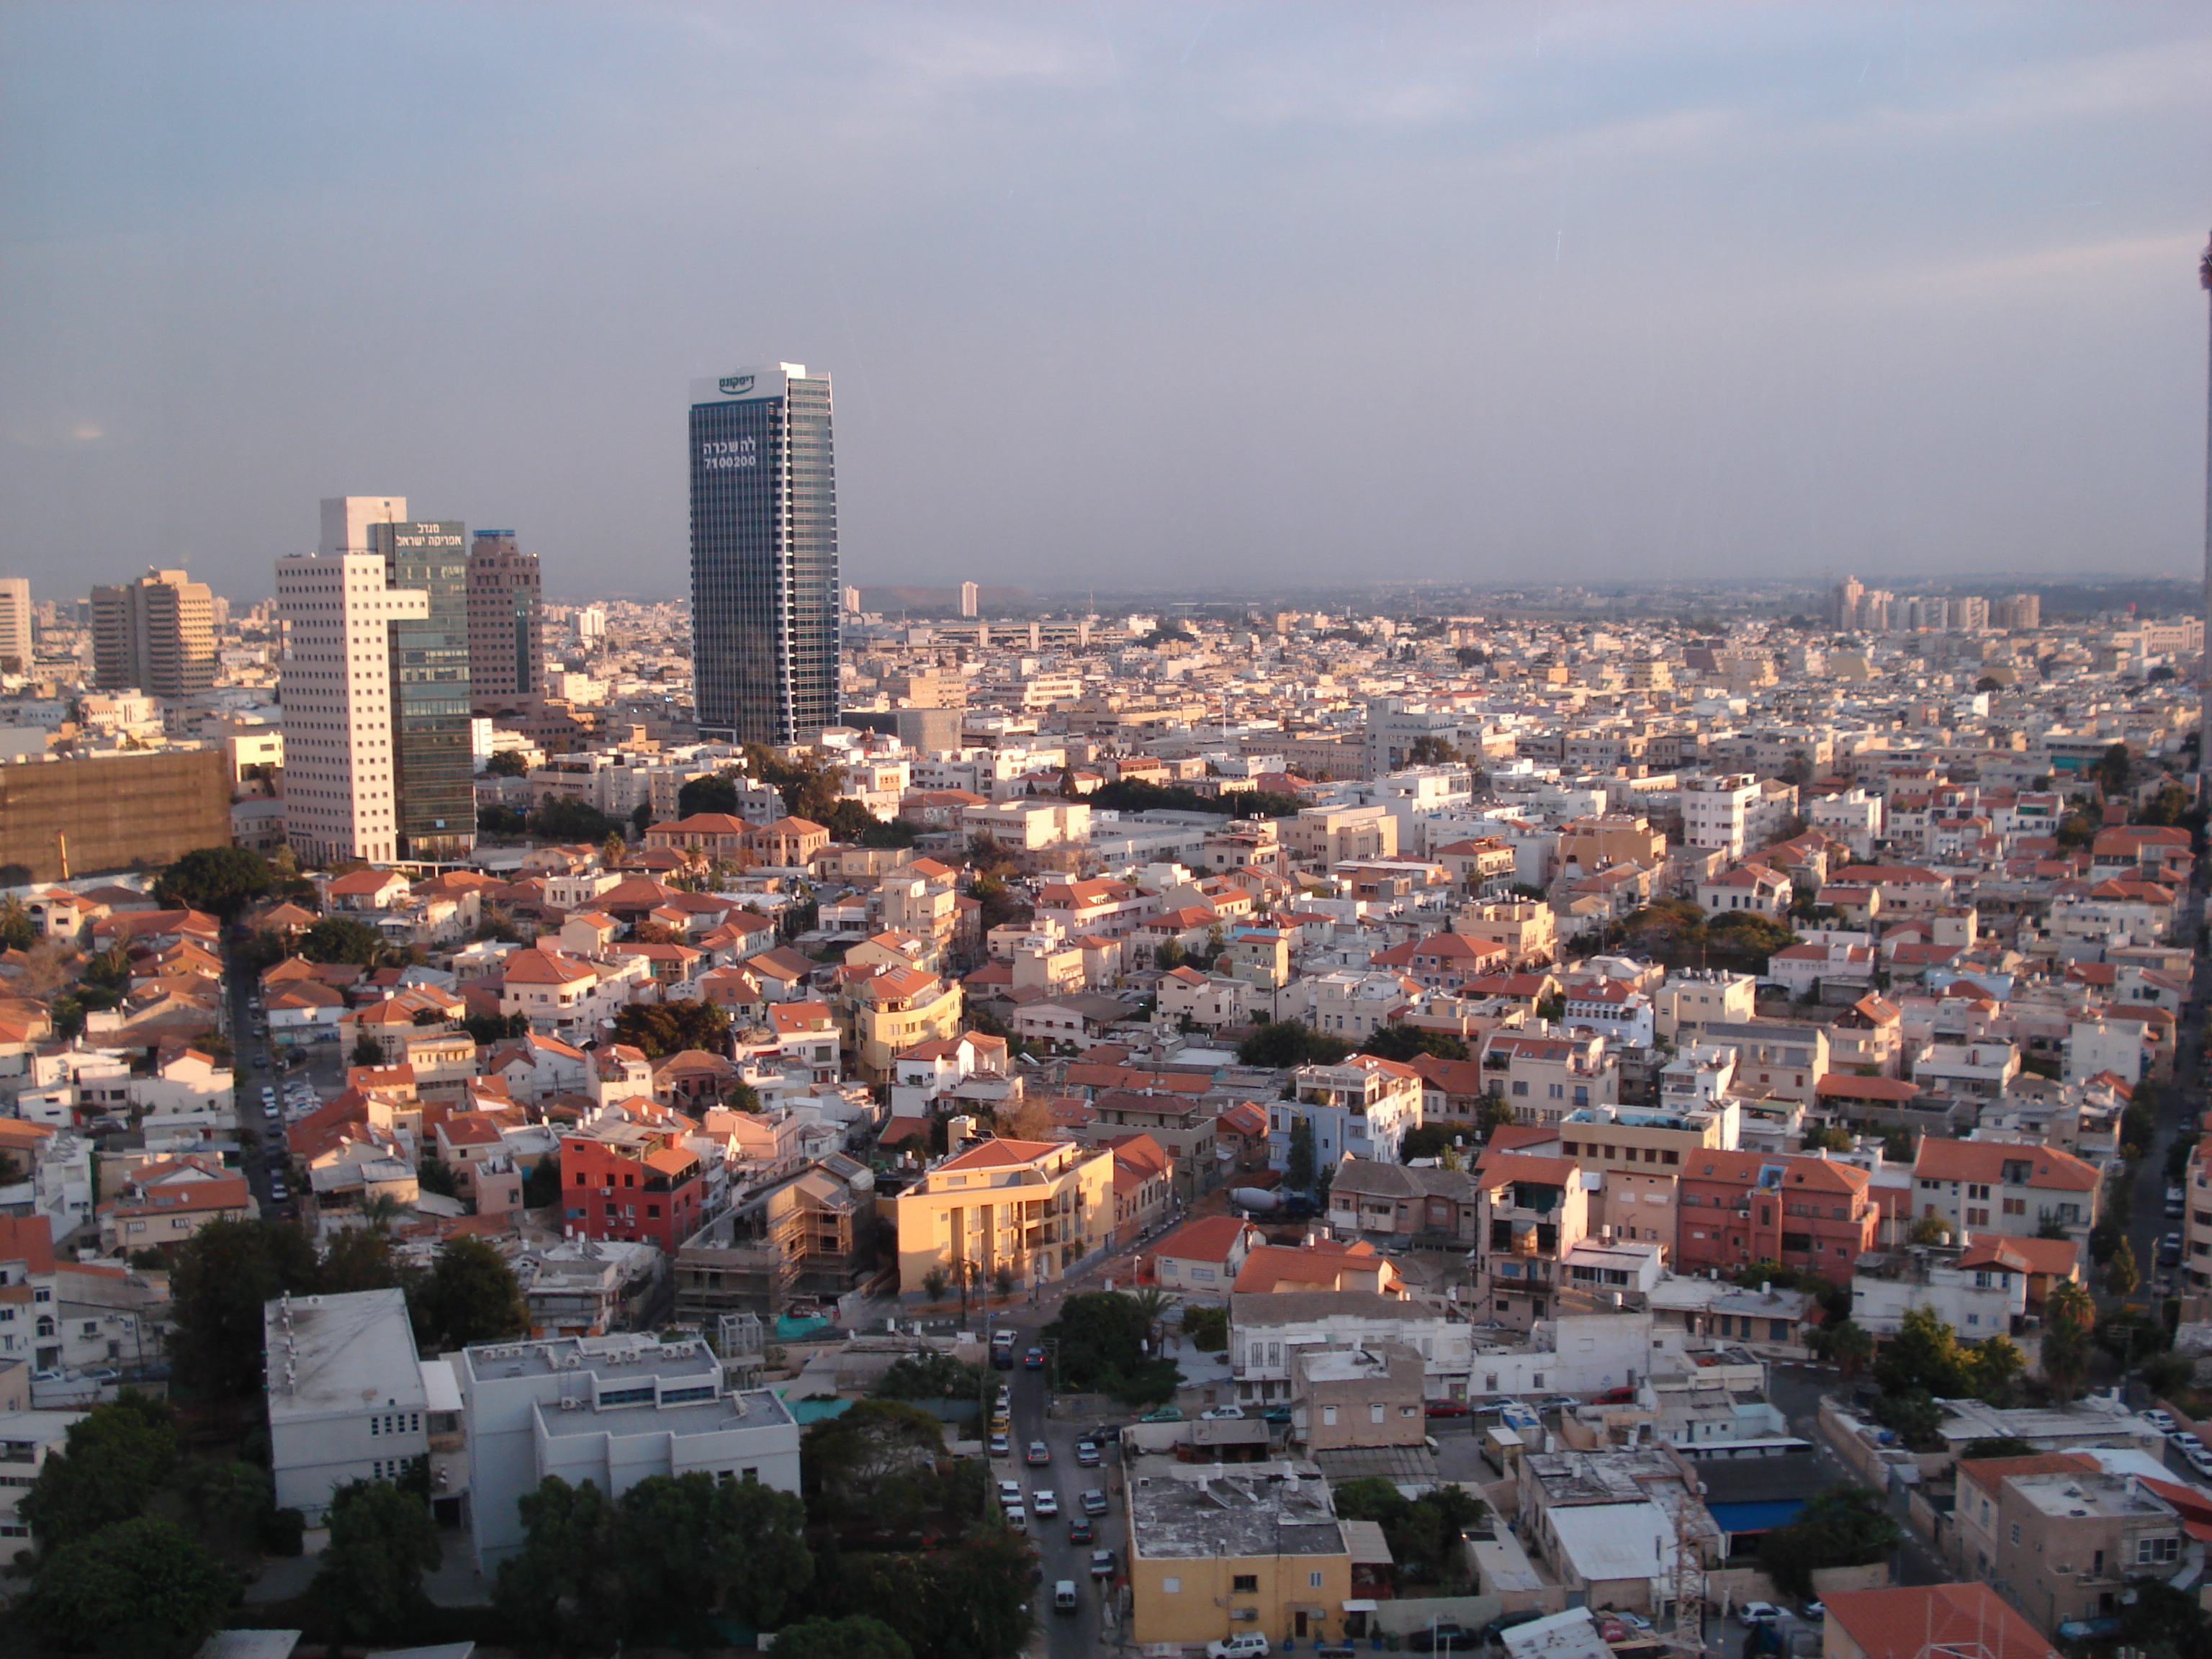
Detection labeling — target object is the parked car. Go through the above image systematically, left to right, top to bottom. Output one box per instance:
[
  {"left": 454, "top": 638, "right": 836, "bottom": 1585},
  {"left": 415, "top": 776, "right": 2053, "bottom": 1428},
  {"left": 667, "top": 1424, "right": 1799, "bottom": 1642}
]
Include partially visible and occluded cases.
[
  {"left": 269, "top": 1180, "right": 289, "bottom": 1202},
  {"left": 2168, "top": 1186, "right": 2187, "bottom": 1218},
  {"left": 2159, "top": 1233, "right": 2183, "bottom": 1267},
  {"left": 1424, "top": 1400, "right": 1470, "bottom": 1418},
  {"left": 1199, "top": 1405, "right": 1245, "bottom": 1421},
  {"left": 1138, "top": 1406, "right": 1183, "bottom": 1423},
  {"left": 1262, "top": 1406, "right": 1292, "bottom": 1425},
  {"left": 2146, "top": 1409, "right": 2178, "bottom": 1433},
  {"left": 989, "top": 1432, "right": 1011, "bottom": 1457},
  {"left": 1076, "top": 1439, "right": 1101, "bottom": 1466},
  {"left": 1025, "top": 1440, "right": 1051, "bottom": 1466},
  {"left": 997, "top": 1479, "right": 1022, "bottom": 1507},
  {"left": 1081, "top": 1488, "right": 1108, "bottom": 1515},
  {"left": 1033, "top": 1489, "right": 1058, "bottom": 1517},
  {"left": 1004, "top": 1503, "right": 1027, "bottom": 1529},
  {"left": 1089, "top": 1548, "right": 1115, "bottom": 1579},
  {"left": 1802, "top": 1603, "right": 1825, "bottom": 1623},
  {"left": 1737, "top": 1604, "right": 1784, "bottom": 1627},
  {"left": 1406, "top": 1624, "right": 1475, "bottom": 1653},
  {"left": 1205, "top": 1636, "right": 1271, "bottom": 1659}
]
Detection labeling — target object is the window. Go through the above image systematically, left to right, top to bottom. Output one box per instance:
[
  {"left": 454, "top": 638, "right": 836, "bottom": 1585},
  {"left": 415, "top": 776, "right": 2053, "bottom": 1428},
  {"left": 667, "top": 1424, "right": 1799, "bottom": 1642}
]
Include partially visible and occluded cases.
[
  {"left": 1511, "top": 1081, "right": 1528, "bottom": 1097},
  {"left": 1371, "top": 1403, "right": 1385, "bottom": 1424},
  {"left": 1323, "top": 1406, "right": 1338, "bottom": 1426},
  {"left": 2010, "top": 1524, "right": 2020, "bottom": 1545},
  {"left": 2137, "top": 1536, "right": 2180, "bottom": 1566},
  {"left": 1310, "top": 1572, "right": 1326, "bottom": 1589},
  {"left": 1233, "top": 1575, "right": 1259, "bottom": 1593},
  {"left": 1163, "top": 1578, "right": 1181, "bottom": 1594}
]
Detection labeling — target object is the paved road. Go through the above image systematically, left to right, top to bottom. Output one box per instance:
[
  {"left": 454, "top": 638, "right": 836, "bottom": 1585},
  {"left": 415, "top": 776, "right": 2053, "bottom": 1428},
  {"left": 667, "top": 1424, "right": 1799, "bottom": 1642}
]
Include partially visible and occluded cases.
[{"left": 986, "top": 1317, "right": 1124, "bottom": 1659}]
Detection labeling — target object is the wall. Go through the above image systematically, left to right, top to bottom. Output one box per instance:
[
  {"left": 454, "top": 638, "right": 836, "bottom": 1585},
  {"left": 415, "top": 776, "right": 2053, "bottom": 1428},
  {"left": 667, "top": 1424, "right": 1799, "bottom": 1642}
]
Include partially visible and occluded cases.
[{"left": 0, "top": 750, "right": 231, "bottom": 881}]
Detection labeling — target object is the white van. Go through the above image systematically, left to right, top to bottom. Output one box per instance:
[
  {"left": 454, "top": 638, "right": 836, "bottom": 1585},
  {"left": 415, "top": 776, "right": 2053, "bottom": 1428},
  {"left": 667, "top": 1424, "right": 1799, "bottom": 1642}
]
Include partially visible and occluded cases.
[{"left": 1053, "top": 1581, "right": 1079, "bottom": 1614}]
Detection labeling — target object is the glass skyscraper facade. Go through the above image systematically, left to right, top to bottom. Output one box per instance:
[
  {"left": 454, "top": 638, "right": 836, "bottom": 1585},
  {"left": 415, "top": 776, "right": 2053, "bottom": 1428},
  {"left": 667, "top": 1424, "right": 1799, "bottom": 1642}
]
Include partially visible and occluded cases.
[
  {"left": 689, "top": 364, "right": 839, "bottom": 745},
  {"left": 369, "top": 519, "right": 475, "bottom": 860}
]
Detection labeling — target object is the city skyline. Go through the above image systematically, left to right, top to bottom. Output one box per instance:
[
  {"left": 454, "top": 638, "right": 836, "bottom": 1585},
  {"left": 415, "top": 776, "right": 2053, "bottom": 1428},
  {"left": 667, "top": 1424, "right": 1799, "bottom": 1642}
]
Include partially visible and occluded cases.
[{"left": 4, "top": 3, "right": 2209, "bottom": 600}]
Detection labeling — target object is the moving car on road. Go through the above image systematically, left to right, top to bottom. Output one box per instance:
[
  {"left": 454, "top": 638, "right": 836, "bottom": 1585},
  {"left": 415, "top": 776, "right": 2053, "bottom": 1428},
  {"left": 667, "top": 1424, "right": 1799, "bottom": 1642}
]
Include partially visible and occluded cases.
[{"left": 1025, "top": 1439, "right": 1051, "bottom": 1466}]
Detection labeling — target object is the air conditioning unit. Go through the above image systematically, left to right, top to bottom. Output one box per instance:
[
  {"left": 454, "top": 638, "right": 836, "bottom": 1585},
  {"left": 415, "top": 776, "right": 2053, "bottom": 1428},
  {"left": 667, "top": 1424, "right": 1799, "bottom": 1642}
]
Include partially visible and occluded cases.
[
  {"left": 562, "top": 1354, "right": 582, "bottom": 1369},
  {"left": 1233, "top": 1609, "right": 1259, "bottom": 1622}
]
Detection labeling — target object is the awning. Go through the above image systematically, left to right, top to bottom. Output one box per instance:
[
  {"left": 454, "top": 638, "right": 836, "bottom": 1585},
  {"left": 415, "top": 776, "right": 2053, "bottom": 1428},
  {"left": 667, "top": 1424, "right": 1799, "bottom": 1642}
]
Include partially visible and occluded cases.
[{"left": 1342, "top": 1601, "right": 1380, "bottom": 1614}]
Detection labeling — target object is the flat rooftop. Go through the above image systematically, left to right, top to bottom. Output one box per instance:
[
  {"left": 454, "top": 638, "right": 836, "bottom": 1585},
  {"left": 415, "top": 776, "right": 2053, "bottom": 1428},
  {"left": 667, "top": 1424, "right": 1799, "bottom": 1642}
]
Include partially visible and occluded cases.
[
  {"left": 266, "top": 1288, "right": 424, "bottom": 1421},
  {"left": 459, "top": 1331, "right": 721, "bottom": 1388},
  {"left": 537, "top": 1385, "right": 794, "bottom": 1440},
  {"left": 1127, "top": 1456, "right": 1347, "bottom": 1560},
  {"left": 2010, "top": 1471, "right": 2169, "bottom": 1521}
]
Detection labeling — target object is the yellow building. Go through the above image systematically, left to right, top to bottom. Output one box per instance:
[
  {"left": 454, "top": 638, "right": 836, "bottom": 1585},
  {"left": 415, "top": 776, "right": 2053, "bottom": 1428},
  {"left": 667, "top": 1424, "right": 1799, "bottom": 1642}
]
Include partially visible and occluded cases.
[
  {"left": 837, "top": 963, "right": 964, "bottom": 1081},
  {"left": 885, "top": 1137, "right": 1114, "bottom": 1295},
  {"left": 1126, "top": 1457, "right": 1357, "bottom": 1647}
]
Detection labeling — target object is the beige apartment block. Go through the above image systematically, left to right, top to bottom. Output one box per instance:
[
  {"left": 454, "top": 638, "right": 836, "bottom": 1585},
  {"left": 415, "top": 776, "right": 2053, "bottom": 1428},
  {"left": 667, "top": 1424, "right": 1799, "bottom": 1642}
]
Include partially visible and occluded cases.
[{"left": 885, "top": 1137, "right": 1113, "bottom": 1295}]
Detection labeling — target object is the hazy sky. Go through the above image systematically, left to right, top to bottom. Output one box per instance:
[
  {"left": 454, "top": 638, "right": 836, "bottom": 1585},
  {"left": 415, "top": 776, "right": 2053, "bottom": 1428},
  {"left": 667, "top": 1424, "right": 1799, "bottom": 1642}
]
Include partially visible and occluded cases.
[{"left": 5, "top": 2, "right": 2210, "bottom": 602}]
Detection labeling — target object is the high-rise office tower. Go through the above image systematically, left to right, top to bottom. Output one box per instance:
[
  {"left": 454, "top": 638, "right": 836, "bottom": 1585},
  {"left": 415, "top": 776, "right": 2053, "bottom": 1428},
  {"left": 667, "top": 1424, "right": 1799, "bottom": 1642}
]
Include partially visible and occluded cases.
[
  {"left": 688, "top": 363, "right": 839, "bottom": 745},
  {"left": 276, "top": 497, "right": 423, "bottom": 866},
  {"left": 367, "top": 518, "right": 474, "bottom": 861},
  {"left": 465, "top": 529, "right": 544, "bottom": 703},
  {"left": 89, "top": 568, "right": 217, "bottom": 698},
  {"left": 1832, "top": 574, "right": 1863, "bottom": 631},
  {"left": 0, "top": 579, "right": 30, "bottom": 672},
  {"left": 960, "top": 581, "right": 979, "bottom": 619}
]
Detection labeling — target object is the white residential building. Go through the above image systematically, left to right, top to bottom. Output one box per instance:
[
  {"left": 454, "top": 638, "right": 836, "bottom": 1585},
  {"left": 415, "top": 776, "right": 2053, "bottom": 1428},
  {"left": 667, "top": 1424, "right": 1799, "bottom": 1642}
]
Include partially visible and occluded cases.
[
  {"left": 275, "top": 497, "right": 428, "bottom": 865},
  {"left": 1681, "top": 774, "right": 1760, "bottom": 860},
  {"left": 266, "top": 1287, "right": 432, "bottom": 1523},
  {"left": 460, "top": 1331, "right": 803, "bottom": 1572}
]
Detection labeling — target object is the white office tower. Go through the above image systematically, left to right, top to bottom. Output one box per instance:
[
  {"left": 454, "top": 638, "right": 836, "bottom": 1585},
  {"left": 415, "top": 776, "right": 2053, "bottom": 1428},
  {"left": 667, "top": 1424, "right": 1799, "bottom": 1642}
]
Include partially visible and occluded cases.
[{"left": 275, "top": 497, "right": 427, "bottom": 865}]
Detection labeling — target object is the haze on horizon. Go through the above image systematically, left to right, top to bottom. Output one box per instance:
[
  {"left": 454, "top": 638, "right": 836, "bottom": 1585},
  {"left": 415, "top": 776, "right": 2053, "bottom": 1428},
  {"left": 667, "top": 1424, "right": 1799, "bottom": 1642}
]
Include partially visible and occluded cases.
[{"left": 3, "top": 1, "right": 2208, "bottom": 603}]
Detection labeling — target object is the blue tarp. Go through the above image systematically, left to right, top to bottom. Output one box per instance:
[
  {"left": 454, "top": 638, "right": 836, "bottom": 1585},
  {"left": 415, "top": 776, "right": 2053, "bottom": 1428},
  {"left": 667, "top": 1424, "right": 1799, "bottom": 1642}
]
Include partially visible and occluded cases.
[
  {"left": 775, "top": 1314, "right": 837, "bottom": 1341},
  {"left": 781, "top": 1396, "right": 855, "bottom": 1424},
  {"left": 1707, "top": 1498, "right": 1806, "bottom": 1537}
]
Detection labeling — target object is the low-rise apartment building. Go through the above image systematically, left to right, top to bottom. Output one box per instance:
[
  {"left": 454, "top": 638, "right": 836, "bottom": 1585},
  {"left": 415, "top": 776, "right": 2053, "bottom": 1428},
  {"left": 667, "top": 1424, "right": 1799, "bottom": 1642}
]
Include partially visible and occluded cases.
[
  {"left": 1269, "top": 1054, "right": 1423, "bottom": 1170},
  {"left": 884, "top": 1136, "right": 1114, "bottom": 1296},
  {"left": 1911, "top": 1138, "right": 2100, "bottom": 1241},
  {"left": 1672, "top": 1149, "right": 1877, "bottom": 1278},
  {"left": 1473, "top": 1152, "right": 1592, "bottom": 1329},
  {"left": 266, "top": 1287, "right": 431, "bottom": 1524},
  {"left": 1228, "top": 1289, "right": 1473, "bottom": 1405},
  {"left": 461, "top": 1332, "right": 802, "bottom": 1573},
  {"left": 1952, "top": 1453, "right": 2183, "bottom": 1632},
  {"left": 1125, "top": 1456, "right": 1354, "bottom": 1648}
]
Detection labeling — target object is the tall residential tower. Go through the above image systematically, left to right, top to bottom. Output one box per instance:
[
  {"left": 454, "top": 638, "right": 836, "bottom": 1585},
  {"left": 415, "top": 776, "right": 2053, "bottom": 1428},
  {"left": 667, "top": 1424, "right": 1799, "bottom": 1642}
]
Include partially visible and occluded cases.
[
  {"left": 688, "top": 364, "right": 839, "bottom": 745},
  {"left": 276, "top": 498, "right": 474, "bottom": 865},
  {"left": 466, "top": 529, "right": 544, "bottom": 703},
  {"left": 90, "top": 568, "right": 217, "bottom": 698},
  {"left": 0, "top": 579, "right": 30, "bottom": 672}
]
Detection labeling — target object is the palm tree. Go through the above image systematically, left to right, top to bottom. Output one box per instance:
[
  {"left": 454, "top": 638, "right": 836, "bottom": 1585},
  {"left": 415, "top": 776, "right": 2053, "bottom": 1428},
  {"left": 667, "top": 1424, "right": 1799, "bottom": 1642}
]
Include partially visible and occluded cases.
[
  {"left": 359, "top": 1192, "right": 403, "bottom": 1231},
  {"left": 1127, "top": 1286, "right": 1174, "bottom": 1354}
]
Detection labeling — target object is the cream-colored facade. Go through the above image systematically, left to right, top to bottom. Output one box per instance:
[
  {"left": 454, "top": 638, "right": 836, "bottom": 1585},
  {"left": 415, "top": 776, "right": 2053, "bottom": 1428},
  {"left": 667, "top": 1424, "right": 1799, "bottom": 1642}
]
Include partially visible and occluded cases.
[
  {"left": 1452, "top": 900, "right": 1557, "bottom": 967},
  {"left": 846, "top": 973, "right": 963, "bottom": 1082},
  {"left": 886, "top": 1137, "right": 1113, "bottom": 1295}
]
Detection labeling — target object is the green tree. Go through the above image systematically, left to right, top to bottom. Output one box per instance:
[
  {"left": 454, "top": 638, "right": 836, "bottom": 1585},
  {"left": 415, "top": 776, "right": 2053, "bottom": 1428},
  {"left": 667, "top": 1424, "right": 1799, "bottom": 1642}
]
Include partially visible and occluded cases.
[
  {"left": 485, "top": 748, "right": 531, "bottom": 777},
  {"left": 677, "top": 770, "right": 742, "bottom": 817},
  {"left": 528, "top": 796, "right": 625, "bottom": 844},
  {"left": 153, "top": 845, "right": 274, "bottom": 917},
  {"left": 0, "top": 894, "right": 35, "bottom": 953},
  {"left": 301, "top": 914, "right": 385, "bottom": 966},
  {"left": 610, "top": 998, "right": 732, "bottom": 1059},
  {"left": 1237, "top": 1020, "right": 1352, "bottom": 1069},
  {"left": 1358, "top": 1026, "right": 1470, "bottom": 1064},
  {"left": 349, "top": 1033, "right": 386, "bottom": 1067},
  {"left": 1285, "top": 1116, "right": 1316, "bottom": 1192},
  {"left": 1398, "top": 1123, "right": 1467, "bottom": 1164},
  {"left": 521, "top": 1154, "right": 562, "bottom": 1209},
  {"left": 418, "top": 1155, "right": 462, "bottom": 1199},
  {"left": 1907, "top": 1213, "right": 1955, "bottom": 1245},
  {"left": 169, "top": 1218, "right": 321, "bottom": 1400},
  {"left": 320, "top": 1225, "right": 401, "bottom": 1293},
  {"left": 410, "top": 1236, "right": 528, "bottom": 1353},
  {"left": 2107, "top": 1236, "right": 2142, "bottom": 1297},
  {"left": 2042, "top": 1280, "right": 2098, "bottom": 1407},
  {"left": 1039, "top": 1291, "right": 1179, "bottom": 1404},
  {"left": 1874, "top": 1305, "right": 1971, "bottom": 1399},
  {"left": 1183, "top": 1306, "right": 1229, "bottom": 1352},
  {"left": 1814, "top": 1319, "right": 1874, "bottom": 1378},
  {"left": 1965, "top": 1334, "right": 2026, "bottom": 1403},
  {"left": 874, "top": 1351, "right": 986, "bottom": 1401},
  {"left": 19, "top": 1395, "right": 179, "bottom": 1548},
  {"left": 801, "top": 1399, "right": 949, "bottom": 1525},
  {"left": 1960, "top": 1437, "right": 2037, "bottom": 1460},
  {"left": 178, "top": 1459, "right": 275, "bottom": 1563},
  {"left": 608, "top": 1472, "right": 811, "bottom": 1642},
  {"left": 494, "top": 1475, "right": 625, "bottom": 1658},
  {"left": 310, "top": 1478, "right": 442, "bottom": 1642},
  {"left": 1758, "top": 1485, "right": 1899, "bottom": 1600},
  {"left": 25, "top": 1516, "right": 235, "bottom": 1659},
  {"left": 837, "top": 1526, "right": 1034, "bottom": 1659},
  {"left": 774, "top": 1614, "right": 915, "bottom": 1659}
]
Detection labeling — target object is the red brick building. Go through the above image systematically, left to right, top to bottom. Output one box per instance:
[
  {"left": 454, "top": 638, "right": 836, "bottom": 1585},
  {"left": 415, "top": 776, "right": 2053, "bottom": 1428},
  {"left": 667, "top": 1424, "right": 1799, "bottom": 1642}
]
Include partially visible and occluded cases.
[
  {"left": 559, "top": 1123, "right": 707, "bottom": 1251},
  {"left": 1673, "top": 1149, "right": 1876, "bottom": 1277}
]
